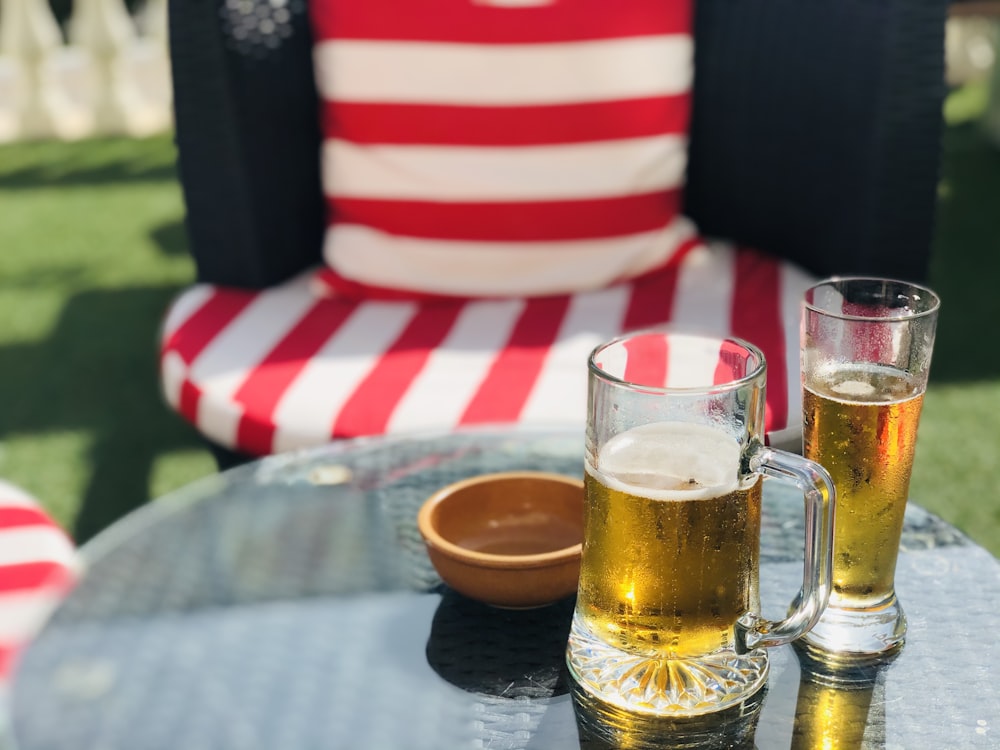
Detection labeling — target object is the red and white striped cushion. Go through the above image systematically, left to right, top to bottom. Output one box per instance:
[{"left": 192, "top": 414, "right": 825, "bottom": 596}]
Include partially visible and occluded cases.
[
  {"left": 309, "top": 0, "right": 694, "bottom": 299},
  {"left": 160, "top": 242, "right": 815, "bottom": 457},
  {"left": 0, "top": 480, "right": 79, "bottom": 686}
]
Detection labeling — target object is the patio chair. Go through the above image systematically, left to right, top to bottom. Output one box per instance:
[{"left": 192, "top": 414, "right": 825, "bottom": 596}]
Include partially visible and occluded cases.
[{"left": 160, "top": 0, "right": 948, "bottom": 469}]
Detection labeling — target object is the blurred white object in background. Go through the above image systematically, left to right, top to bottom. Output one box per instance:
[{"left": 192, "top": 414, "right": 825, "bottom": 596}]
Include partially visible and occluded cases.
[
  {"left": 0, "top": 0, "right": 171, "bottom": 142},
  {"left": 0, "top": 0, "right": 95, "bottom": 141},
  {"left": 68, "top": 0, "right": 172, "bottom": 136},
  {"left": 946, "top": 9, "right": 1000, "bottom": 147},
  {"left": 946, "top": 15, "right": 998, "bottom": 86},
  {"left": 0, "top": 55, "right": 27, "bottom": 142}
]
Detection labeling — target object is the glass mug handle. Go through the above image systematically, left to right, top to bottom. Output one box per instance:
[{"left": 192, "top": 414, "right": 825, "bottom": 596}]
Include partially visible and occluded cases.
[{"left": 735, "top": 446, "right": 835, "bottom": 653}]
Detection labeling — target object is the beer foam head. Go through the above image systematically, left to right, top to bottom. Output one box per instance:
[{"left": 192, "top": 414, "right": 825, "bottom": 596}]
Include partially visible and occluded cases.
[
  {"left": 831, "top": 379, "right": 877, "bottom": 399},
  {"left": 596, "top": 422, "right": 741, "bottom": 500}
]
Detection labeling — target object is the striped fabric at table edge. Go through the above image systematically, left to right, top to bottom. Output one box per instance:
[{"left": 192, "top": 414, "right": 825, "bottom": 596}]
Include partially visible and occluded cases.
[
  {"left": 729, "top": 247, "right": 787, "bottom": 436},
  {"left": 0, "top": 505, "right": 79, "bottom": 681},
  {"left": 0, "top": 505, "right": 67, "bottom": 531},
  {"left": 0, "top": 561, "right": 75, "bottom": 595},
  {"left": 0, "top": 586, "right": 75, "bottom": 681}
]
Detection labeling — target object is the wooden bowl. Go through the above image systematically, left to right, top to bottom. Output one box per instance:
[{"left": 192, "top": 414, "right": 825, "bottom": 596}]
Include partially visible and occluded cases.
[{"left": 417, "top": 471, "right": 584, "bottom": 608}]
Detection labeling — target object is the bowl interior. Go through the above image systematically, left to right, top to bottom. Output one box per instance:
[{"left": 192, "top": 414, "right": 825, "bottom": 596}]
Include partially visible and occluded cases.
[{"left": 428, "top": 473, "right": 583, "bottom": 559}]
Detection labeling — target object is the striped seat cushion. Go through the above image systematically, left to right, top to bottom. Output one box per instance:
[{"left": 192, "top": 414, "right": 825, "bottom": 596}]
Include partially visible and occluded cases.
[
  {"left": 309, "top": 0, "right": 695, "bottom": 299},
  {"left": 160, "top": 242, "right": 815, "bottom": 457},
  {"left": 0, "top": 480, "right": 79, "bottom": 685}
]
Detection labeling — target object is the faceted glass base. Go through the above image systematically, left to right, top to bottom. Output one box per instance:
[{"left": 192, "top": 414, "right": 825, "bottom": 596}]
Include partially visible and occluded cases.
[
  {"left": 798, "top": 593, "right": 906, "bottom": 657},
  {"left": 566, "top": 613, "right": 769, "bottom": 717}
]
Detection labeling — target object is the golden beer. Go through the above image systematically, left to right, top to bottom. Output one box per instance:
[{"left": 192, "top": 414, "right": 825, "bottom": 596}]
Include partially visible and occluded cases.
[
  {"left": 803, "top": 363, "right": 924, "bottom": 606},
  {"left": 577, "top": 422, "right": 762, "bottom": 659}
]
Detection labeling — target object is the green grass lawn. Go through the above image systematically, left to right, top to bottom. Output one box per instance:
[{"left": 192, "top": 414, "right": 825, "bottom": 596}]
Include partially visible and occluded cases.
[
  {"left": 1, "top": 106, "right": 999, "bottom": 555},
  {"left": 909, "top": 110, "right": 1000, "bottom": 552},
  {"left": 0, "top": 135, "right": 216, "bottom": 541}
]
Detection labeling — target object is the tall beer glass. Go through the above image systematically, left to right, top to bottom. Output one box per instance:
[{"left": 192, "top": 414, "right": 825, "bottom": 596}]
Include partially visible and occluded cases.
[
  {"left": 800, "top": 277, "right": 939, "bottom": 656},
  {"left": 567, "top": 330, "right": 836, "bottom": 716}
]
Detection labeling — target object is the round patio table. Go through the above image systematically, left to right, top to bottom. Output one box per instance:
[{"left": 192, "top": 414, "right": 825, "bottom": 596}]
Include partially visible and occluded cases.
[{"left": 8, "top": 430, "right": 1000, "bottom": 749}]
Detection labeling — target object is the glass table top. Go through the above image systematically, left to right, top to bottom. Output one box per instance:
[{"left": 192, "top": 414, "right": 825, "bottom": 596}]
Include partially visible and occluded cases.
[{"left": 8, "top": 430, "right": 1000, "bottom": 749}]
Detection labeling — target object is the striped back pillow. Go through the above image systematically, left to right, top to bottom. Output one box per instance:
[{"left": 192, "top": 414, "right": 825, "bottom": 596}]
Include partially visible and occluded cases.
[{"left": 309, "top": 0, "right": 696, "bottom": 300}]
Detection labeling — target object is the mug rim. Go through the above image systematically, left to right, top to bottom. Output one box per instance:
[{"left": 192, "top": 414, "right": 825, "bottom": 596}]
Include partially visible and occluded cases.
[
  {"left": 803, "top": 276, "right": 941, "bottom": 322},
  {"left": 587, "top": 327, "right": 767, "bottom": 395}
]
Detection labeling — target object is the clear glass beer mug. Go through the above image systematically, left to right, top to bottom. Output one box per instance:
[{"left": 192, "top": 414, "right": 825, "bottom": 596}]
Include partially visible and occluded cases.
[{"left": 567, "top": 329, "right": 836, "bottom": 716}]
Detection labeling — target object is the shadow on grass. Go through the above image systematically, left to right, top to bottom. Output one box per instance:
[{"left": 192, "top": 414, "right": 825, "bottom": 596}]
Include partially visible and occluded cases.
[
  {"left": 928, "top": 123, "right": 1000, "bottom": 384},
  {"left": 0, "top": 135, "right": 179, "bottom": 190},
  {"left": 0, "top": 161, "right": 179, "bottom": 190},
  {"left": 150, "top": 220, "right": 190, "bottom": 257},
  {"left": 0, "top": 283, "right": 206, "bottom": 543}
]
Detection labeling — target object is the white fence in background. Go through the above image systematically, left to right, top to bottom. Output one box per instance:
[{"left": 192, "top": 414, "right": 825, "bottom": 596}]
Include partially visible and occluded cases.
[{"left": 0, "top": 0, "right": 171, "bottom": 142}]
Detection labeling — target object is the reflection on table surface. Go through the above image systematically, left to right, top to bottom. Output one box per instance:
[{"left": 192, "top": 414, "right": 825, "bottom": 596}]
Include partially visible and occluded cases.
[
  {"left": 9, "top": 430, "right": 1000, "bottom": 749},
  {"left": 788, "top": 648, "right": 895, "bottom": 750}
]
